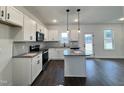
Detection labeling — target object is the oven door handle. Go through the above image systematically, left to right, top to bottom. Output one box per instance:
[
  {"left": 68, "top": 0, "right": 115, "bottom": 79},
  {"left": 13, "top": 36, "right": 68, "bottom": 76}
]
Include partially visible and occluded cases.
[{"left": 43, "top": 51, "right": 48, "bottom": 54}]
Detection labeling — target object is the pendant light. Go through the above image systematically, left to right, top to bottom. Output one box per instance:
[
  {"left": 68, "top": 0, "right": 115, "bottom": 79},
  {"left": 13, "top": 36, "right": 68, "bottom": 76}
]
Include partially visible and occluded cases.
[
  {"left": 66, "top": 9, "right": 70, "bottom": 33},
  {"left": 77, "top": 9, "right": 81, "bottom": 33}
]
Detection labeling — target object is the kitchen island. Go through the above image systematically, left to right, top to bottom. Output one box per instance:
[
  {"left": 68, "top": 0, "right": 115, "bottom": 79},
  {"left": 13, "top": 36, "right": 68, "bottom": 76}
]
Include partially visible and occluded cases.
[{"left": 64, "top": 49, "right": 89, "bottom": 78}]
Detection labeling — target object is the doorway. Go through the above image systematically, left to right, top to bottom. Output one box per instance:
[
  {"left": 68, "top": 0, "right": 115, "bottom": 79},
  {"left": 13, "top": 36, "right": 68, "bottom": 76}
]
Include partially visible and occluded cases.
[{"left": 84, "top": 34, "right": 94, "bottom": 57}]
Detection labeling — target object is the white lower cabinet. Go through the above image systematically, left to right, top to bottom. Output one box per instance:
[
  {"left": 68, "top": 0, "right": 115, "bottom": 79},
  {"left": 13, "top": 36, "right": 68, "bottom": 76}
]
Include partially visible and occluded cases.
[
  {"left": 23, "top": 15, "right": 36, "bottom": 41},
  {"left": 49, "top": 48, "right": 69, "bottom": 60},
  {"left": 12, "top": 53, "right": 42, "bottom": 86},
  {"left": 31, "top": 54, "right": 42, "bottom": 82}
]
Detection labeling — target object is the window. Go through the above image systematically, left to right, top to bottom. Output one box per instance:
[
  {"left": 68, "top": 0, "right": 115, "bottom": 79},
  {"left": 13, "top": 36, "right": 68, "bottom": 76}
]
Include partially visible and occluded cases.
[
  {"left": 104, "top": 29, "right": 114, "bottom": 50},
  {"left": 60, "top": 32, "right": 69, "bottom": 44}
]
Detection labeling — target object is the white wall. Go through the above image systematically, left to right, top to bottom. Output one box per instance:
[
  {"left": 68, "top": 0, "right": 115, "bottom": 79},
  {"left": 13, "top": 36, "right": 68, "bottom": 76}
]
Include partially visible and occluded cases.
[{"left": 47, "top": 23, "right": 124, "bottom": 58}]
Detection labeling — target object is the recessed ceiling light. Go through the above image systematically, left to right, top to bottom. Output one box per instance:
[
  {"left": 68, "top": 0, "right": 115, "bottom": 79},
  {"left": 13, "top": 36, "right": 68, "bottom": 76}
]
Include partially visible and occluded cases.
[
  {"left": 118, "top": 17, "right": 124, "bottom": 21},
  {"left": 52, "top": 19, "right": 57, "bottom": 23},
  {"left": 74, "top": 19, "right": 78, "bottom": 22}
]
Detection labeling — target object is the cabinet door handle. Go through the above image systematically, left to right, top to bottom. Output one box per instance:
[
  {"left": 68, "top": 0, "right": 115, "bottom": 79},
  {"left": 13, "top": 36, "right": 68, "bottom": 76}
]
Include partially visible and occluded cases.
[
  {"left": 1, "top": 10, "right": 4, "bottom": 17},
  {"left": 8, "top": 13, "right": 10, "bottom": 19},
  {"left": 30, "top": 36, "right": 32, "bottom": 40},
  {"left": 37, "top": 60, "right": 40, "bottom": 64}
]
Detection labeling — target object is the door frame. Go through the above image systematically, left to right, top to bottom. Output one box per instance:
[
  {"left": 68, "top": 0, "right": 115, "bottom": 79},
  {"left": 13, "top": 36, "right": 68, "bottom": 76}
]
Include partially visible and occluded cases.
[{"left": 83, "top": 32, "right": 95, "bottom": 58}]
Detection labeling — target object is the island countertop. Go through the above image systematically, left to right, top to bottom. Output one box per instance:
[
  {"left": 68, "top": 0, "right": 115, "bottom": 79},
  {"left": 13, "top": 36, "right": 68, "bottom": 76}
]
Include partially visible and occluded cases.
[{"left": 64, "top": 49, "right": 90, "bottom": 56}]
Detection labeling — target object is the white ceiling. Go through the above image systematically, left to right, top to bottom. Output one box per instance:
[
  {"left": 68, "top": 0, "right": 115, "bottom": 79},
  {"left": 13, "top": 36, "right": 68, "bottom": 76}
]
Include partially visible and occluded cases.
[{"left": 24, "top": 6, "right": 124, "bottom": 25}]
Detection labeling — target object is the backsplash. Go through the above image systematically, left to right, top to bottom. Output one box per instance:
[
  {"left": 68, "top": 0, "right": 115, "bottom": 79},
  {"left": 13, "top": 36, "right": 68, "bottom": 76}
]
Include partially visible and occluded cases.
[
  {"left": 13, "top": 41, "right": 79, "bottom": 56},
  {"left": 45, "top": 41, "right": 79, "bottom": 48},
  {"left": 13, "top": 42, "right": 46, "bottom": 56}
]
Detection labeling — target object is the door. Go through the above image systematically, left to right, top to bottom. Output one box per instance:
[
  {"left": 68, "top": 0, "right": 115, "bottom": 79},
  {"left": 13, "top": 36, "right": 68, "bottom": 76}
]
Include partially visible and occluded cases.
[
  {"left": 0, "top": 6, "right": 6, "bottom": 21},
  {"left": 44, "top": 28, "right": 49, "bottom": 41},
  {"left": 48, "top": 31, "right": 54, "bottom": 41},
  {"left": 84, "top": 34, "right": 94, "bottom": 57},
  {"left": 31, "top": 54, "right": 42, "bottom": 82},
  {"left": 32, "top": 57, "right": 38, "bottom": 82}
]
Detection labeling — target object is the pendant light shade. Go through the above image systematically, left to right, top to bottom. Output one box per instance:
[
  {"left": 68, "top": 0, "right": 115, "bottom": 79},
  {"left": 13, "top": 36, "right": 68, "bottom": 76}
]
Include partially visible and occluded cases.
[
  {"left": 66, "top": 9, "right": 70, "bottom": 33},
  {"left": 77, "top": 9, "right": 81, "bottom": 33}
]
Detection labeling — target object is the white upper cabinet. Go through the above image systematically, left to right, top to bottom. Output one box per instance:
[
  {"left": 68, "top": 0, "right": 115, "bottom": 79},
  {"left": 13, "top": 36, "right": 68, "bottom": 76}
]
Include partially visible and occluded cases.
[
  {"left": 0, "top": 6, "right": 6, "bottom": 21},
  {"left": 6, "top": 6, "right": 23, "bottom": 26},
  {"left": 13, "top": 15, "right": 36, "bottom": 41},
  {"left": 24, "top": 15, "right": 36, "bottom": 41},
  {"left": 36, "top": 23, "right": 44, "bottom": 33},
  {"left": 44, "top": 28, "right": 49, "bottom": 41},
  {"left": 48, "top": 30, "right": 59, "bottom": 41},
  {"left": 70, "top": 30, "right": 79, "bottom": 41}
]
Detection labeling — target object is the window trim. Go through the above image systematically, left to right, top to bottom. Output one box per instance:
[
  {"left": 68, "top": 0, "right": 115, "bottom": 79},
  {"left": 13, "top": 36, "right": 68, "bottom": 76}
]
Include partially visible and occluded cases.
[{"left": 103, "top": 29, "right": 114, "bottom": 50}]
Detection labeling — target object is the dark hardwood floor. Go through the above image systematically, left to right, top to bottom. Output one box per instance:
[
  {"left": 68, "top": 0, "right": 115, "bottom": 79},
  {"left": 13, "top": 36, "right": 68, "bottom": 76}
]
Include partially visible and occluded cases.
[
  {"left": 32, "top": 59, "right": 124, "bottom": 86},
  {"left": 32, "top": 60, "right": 64, "bottom": 86}
]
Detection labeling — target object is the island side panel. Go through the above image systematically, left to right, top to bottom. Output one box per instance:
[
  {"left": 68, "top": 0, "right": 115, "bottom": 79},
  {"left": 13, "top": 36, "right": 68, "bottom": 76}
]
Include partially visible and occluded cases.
[{"left": 64, "top": 56, "right": 86, "bottom": 77}]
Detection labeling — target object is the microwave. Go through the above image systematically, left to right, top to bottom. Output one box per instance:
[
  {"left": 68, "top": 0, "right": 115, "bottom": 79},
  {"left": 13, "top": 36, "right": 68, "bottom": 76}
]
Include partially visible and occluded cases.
[{"left": 36, "top": 31, "right": 44, "bottom": 41}]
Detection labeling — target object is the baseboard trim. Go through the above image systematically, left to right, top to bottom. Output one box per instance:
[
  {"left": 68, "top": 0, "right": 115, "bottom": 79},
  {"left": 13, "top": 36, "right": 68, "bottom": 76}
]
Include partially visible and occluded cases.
[
  {"left": 86, "top": 57, "right": 124, "bottom": 60},
  {"left": 49, "top": 59, "right": 64, "bottom": 61},
  {"left": 64, "top": 77, "right": 86, "bottom": 86}
]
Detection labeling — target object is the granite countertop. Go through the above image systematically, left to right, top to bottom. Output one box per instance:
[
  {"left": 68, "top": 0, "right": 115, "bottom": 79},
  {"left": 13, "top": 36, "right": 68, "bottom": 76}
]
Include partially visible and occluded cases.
[
  {"left": 46, "top": 46, "right": 79, "bottom": 48},
  {"left": 47, "top": 46, "right": 70, "bottom": 48},
  {"left": 64, "top": 49, "right": 90, "bottom": 56},
  {"left": 13, "top": 51, "right": 43, "bottom": 58}
]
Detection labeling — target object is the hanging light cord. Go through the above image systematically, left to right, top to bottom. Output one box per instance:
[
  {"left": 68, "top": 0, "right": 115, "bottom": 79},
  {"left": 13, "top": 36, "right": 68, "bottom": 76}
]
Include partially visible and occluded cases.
[
  {"left": 66, "top": 9, "right": 70, "bottom": 31},
  {"left": 77, "top": 9, "right": 80, "bottom": 31}
]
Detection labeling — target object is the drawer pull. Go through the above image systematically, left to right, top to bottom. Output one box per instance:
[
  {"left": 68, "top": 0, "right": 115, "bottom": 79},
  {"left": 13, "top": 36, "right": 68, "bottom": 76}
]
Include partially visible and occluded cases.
[
  {"left": 1, "top": 10, "right": 4, "bottom": 17},
  {"left": 8, "top": 13, "right": 10, "bottom": 19}
]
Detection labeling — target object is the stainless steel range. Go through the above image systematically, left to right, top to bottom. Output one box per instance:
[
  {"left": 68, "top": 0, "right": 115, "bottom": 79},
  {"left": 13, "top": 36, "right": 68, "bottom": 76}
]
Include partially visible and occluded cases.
[{"left": 41, "top": 48, "right": 49, "bottom": 70}]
